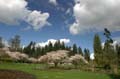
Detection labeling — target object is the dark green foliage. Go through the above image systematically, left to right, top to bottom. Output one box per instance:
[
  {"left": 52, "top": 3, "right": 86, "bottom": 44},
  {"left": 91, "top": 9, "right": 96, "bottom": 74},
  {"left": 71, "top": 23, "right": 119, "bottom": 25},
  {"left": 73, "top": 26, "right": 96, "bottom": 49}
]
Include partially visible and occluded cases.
[
  {"left": 103, "top": 28, "right": 118, "bottom": 74},
  {"left": 104, "top": 28, "right": 113, "bottom": 43},
  {"left": 93, "top": 34, "right": 103, "bottom": 66},
  {"left": 0, "top": 37, "right": 4, "bottom": 48},
  {"left": 23, "top": 40, "right": 72, "bottom": 58},
  {"left": 53, "top": 40, "right": 61, "bottom": 50},
  {"left": 23, "top": 41, "right": 36, "bottom": 57},
  {"left": 48, "top": 42, "right": 53, "bottom": 51},
  {"left": 61, "top": 42, "right": 65, "bottom": 50},
  {"left": 103, "top": 42, "right": 117, "bottom": 69},
  {"left": 72, "top": 44, "right": 77, "bottom": 55},
  {"left": 116, "top": 45, "right": 120, "bottom": 66},
  {"left": 78, "top": 47, "right": 83, "bottom": 56},
  {"left": 84, "top": 48, "right": 90, "bottom": 62}
]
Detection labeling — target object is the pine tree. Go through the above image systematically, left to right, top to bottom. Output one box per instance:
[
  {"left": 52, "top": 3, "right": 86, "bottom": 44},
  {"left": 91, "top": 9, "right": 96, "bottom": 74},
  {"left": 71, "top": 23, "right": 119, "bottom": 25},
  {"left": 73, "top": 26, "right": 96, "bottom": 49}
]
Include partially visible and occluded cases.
[
  {"left": 103, "top": 28, "right": 118, "bottom": 74},
  {"left": 93, "top": 34, "right": 103, "bottom": 66},
  {"left": 0, "top": 37, "right": 4, "bottom": 48},
  {"left": 54, "top": 40, "right": 59, "bottom": 50},
  {"left": 23, "top": 41, "right": 35, "bottom": 57},
  {"left": 48, "top": 41, "right": 53, "bottom": 51},
  {"left": 61, "top": 42, "right": 65, "bottom": 50},
  {"left": 103, "top": 42, "right": 117, "bottom": 70},
  {"left": 72, "top": 44, "right": 77, "bottom": 55},
  {"left": 44, "top": 45, "right": 49, "bottom": 53},
  {"left": 116, "top": 45, "right": 120, "bottom": 66},
  {"left": 35, "top": 47, "right": 42, "bottom": 58},
  {"left": 78, "top": 47, "right": 83, "bottom": 56},
  {"left": 84, "top": 48, "right": 90, "bottom": 62}
]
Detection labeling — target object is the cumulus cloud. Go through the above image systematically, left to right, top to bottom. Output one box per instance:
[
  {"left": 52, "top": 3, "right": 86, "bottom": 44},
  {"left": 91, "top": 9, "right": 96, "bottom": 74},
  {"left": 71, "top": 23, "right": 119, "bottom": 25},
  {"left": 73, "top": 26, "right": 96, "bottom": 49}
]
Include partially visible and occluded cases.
[
  {"left": 0, "top": 0, "right": 50, "bottom": 30},
  {"left": 0, "top": 0, "right": 28, "bottom": 24},
  {"left": 49, "top": 0, "right": 58, "bottom": 6},
  {"left": 70, "top": 0, "right": 120, "bottom": 35},
  {"left": 26, "top": 10, "right": 50, "bottom": 30},
  {"left": 36, "top": 38, "right": 70, "bottom": 47}
]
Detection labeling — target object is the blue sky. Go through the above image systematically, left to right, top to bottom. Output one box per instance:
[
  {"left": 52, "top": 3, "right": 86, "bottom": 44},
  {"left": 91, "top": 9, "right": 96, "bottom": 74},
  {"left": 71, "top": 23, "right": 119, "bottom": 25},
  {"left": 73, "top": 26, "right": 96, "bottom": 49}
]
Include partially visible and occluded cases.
[{"left": 0, "top": 0, "right": 120, "bottom": 53}]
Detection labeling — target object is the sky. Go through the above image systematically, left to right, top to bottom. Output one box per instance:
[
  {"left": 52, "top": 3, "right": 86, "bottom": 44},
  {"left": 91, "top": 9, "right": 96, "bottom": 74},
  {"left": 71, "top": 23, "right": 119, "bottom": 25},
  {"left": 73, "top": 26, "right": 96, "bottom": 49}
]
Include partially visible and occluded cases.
[{"left": 0, "top": 0, "right": 120, "bottom": 53}]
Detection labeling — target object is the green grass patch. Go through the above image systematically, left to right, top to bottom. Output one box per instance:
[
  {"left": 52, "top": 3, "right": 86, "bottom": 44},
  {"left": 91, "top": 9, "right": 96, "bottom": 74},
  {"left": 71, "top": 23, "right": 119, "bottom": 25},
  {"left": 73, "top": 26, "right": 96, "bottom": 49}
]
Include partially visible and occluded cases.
[{"left": 0, "top": 62, "right": 118, "bottom": 79}]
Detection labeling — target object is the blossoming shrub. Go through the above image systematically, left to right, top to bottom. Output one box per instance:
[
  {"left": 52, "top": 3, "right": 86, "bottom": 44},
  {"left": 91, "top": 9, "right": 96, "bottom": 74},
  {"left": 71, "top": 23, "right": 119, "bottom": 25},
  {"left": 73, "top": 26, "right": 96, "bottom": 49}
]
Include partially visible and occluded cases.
[
  {"left": 38, "top": 50, "right": 69, "bottom": 67},
  {"left": 69, "top": 54, "right": 88, "bottom": 68}
]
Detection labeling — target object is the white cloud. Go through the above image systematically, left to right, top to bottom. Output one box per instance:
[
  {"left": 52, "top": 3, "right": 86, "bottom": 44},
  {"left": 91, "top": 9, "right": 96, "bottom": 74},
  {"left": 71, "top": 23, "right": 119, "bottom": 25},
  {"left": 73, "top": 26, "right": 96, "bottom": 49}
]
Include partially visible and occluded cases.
[
  {"left": 0, "top": 0, "right": 50, "bottom": 30},
  {"left": 0, "top": 0, "right": 28, "bottom": 24},
  {"left": 49, "top": 0, "right": 58, "bottom": 6},
  {"left": 70, "top": 0, "right": 120, "bottom": 35},
  {"left": 26, "top": 10, "right": 50, "bottom": 30},
  {"left": 36, "top": 38, "right": 70, "bottom": 47},
  {"left": 102, "top": 40, "right": 120, "bottom": 49},
  {"left": 90, "top": 53, "right": 94, "bottom": 60}
]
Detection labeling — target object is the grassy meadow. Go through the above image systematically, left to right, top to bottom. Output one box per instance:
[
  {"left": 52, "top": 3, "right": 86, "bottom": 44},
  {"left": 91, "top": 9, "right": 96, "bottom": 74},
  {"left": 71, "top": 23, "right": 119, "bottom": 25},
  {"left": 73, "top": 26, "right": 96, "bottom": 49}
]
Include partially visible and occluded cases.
[{"left": 0, "top": 62, "right": 119, "bottom": 79}]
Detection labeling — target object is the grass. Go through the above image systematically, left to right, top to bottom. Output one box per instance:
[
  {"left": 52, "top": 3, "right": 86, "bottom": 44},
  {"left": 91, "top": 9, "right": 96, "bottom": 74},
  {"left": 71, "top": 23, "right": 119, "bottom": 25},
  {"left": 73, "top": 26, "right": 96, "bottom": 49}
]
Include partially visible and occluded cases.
[{"left": 0, "top": 62, "right": 118, "bottom": 79}]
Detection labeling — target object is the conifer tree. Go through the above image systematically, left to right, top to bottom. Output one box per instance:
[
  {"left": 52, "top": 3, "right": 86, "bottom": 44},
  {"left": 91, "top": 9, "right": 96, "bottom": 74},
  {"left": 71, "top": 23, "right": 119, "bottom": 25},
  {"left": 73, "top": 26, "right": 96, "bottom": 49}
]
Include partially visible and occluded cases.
[
  {"left": 93, "top": 34, "right": 103, "bottom": 66},
  {"left": 0, "top": 37, "right": 4, "bottom": 48},
  {"left": 72, "top": 44, "right": 77, "bottom": 55},
  {"left": 78, "top": 47, "right": 83, "bottom": 56},
  {"left": 84, "top": 48, "right": 90, "bottom": 62}
]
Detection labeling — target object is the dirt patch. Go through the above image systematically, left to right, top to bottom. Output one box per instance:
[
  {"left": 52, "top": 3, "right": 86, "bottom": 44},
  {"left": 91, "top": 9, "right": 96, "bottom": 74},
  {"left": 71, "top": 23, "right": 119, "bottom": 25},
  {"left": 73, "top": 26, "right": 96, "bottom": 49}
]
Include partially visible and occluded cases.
[{"left": 0, "top": 69, "right": 36, "bottom": 79}]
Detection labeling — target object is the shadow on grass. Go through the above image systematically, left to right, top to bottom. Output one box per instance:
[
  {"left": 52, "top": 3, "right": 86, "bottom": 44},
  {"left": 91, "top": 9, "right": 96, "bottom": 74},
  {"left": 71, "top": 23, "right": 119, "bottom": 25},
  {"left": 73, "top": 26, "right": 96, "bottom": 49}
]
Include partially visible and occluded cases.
[
  {"left": 0, "top": 69, "right": 36, "bottom": 79},
  {"left": 109, "top": 74, "right": 120, "bottom": 79}
]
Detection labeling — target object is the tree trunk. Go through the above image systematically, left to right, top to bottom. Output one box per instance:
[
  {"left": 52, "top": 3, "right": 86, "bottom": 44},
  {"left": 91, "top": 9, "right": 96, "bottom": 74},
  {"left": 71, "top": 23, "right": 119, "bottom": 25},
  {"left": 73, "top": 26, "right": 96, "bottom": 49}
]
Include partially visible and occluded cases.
[{"left": 54, "top": 62, "right": 58, "bottom": 68}]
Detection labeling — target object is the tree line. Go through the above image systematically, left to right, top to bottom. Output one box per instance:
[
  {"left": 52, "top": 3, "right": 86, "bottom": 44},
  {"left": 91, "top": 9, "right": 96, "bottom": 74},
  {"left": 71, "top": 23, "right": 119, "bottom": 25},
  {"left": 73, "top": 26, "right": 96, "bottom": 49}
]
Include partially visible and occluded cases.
[
  {"left": 0, "top": 36, "right": 90, "bottom": 62},
  {"left": 23, "top": 41, "right": 90, "bottom": 62}
]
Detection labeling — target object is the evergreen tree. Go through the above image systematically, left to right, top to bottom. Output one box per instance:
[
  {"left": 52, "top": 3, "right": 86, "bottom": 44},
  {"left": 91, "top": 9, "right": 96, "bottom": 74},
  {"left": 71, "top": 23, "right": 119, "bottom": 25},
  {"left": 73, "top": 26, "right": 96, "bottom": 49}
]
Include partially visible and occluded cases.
[
  {"left": 103, "top": 28, "right": 118, "bottom": 74},
  {"left": 104, "top": 28, "right": 113, "bottom": 43},
  {"left": 93, "top": 34, "right": 103, "bottom": 66},
  {"left": 0, "top": 37, "right": 4, "bottom": 48},
  {"left": 54, "top": 40, "right": 59, "bottom": 50},
  {"left": 23, "top": 41, "right": 35, "bottom": 57},
  {"left": 48, "top": 41, "right": 53, "bottom": 51},
  {"left": 61, "top": 42, "right": 65, "bottom": 50},
  {"left": 103, "top": 42, "right": 117, "bottom": 69},
  {"left": 72, "top": 44, "right": 77, "bottom": 55},
  {"left": 44, "top": 45, "right": 49, "bottom": 53},
  {"left": 116, "top": 45, "right": 120, "bottom": 66},
  {"left": 36, "top": 47, "right": 43, "bottom": 58},
  {"left": 78, "top": 47, "right": 83, "bottom": 56},
  {"left": 84, "top": 48, "right": 90, "bottom": 62}
]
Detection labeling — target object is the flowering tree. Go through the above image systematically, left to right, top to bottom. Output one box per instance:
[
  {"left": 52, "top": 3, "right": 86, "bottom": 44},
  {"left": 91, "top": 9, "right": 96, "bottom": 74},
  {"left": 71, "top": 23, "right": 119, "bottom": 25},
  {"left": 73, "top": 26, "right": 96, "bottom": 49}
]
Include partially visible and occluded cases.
[
  {"left": 5, "top": 50, "right": 38, "bottom": 63},
  {"left": 38, "top": 50, "right": 69, "bottom": 67},
  {"left": 6, "top": 51, "right": 28, "bottom": 62},
  {"left": 69, "top": 54, "right": 88, "bottom": 68},
  {"left": 28, "top": 57, "right": 38, "bottom": 63}
]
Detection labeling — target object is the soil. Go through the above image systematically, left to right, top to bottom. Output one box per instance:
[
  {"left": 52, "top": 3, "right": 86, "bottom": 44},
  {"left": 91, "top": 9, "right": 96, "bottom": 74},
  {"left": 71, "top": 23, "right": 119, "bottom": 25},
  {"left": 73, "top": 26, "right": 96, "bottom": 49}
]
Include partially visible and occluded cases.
[{"left": 0, "top": 69, "right": 36, "bottom": 79}]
